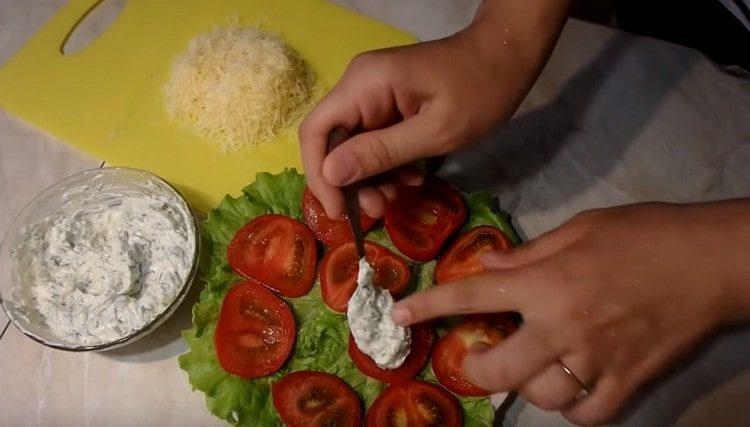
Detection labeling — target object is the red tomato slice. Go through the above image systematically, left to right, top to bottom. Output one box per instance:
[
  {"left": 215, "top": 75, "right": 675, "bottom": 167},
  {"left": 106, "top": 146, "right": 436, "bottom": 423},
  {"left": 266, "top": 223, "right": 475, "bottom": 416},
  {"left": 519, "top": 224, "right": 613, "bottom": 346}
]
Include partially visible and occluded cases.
[
  {"left": 385, "top": 178, "right": 468, "bottom": 262},
  {"left": 302, "top": 187, "right": 378, "bottom": 247},
  {"left": 227, "top": 214, "right": 317, "bottom": 297},
  {"left": 435, "top": 225, "right": 513, "bottom": 285},
  {"left": 320, "top": 241, "right": 411, "bottom": 312},
  {"left": 214, "top": 280, "right": 296, "bottom": 379},
  {"left": 432, "top": 315, "right": 517, "bottom": 396},
  {"left": 348, "top": 323, "right": 433, "bottom": 383},
  {"left": 272, "top": 370, "right": 362, "bottom": 427},
  {"left": 365, "top": 380, "right": 462, "bottom": 427}
]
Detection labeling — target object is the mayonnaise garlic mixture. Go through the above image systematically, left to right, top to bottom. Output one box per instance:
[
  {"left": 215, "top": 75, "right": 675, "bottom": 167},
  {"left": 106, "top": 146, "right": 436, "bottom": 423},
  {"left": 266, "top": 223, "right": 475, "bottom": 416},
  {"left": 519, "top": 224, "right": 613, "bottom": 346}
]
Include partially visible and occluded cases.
[
  {"left": 11, "top": 177, "right": 195, "bottom": 346},
  {"left": 347, "top": 258, "right": 411, "bottom": 369}
]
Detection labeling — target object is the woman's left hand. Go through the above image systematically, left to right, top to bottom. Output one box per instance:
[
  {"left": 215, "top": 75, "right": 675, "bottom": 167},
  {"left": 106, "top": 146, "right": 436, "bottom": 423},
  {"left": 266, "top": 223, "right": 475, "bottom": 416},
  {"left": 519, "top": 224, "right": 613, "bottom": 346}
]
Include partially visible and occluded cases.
[{"left": 393, "top": 201, "right": 750, "bottom": 425}]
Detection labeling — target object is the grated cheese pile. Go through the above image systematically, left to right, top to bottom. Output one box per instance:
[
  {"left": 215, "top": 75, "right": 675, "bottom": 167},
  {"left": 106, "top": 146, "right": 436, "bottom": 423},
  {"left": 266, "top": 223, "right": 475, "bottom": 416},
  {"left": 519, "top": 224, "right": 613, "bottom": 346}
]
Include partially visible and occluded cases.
[{"left": 164, "top": 26, "right": 314, "bottom": 151}]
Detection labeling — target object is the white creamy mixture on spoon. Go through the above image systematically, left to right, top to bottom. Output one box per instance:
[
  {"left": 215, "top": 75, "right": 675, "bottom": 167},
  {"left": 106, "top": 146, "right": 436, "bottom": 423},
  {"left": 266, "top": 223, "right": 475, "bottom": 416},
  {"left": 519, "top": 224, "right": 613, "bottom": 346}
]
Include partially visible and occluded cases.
[{"left": 347, "top": 257, "right": 411, "bottom": 369}]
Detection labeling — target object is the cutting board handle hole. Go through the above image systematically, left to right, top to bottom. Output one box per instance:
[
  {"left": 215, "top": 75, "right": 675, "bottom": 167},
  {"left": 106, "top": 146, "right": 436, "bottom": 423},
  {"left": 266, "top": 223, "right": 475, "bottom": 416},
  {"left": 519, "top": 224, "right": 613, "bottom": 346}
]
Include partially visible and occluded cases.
[{"left": 60, "top": 0, "right": 127, "bottom": 55}]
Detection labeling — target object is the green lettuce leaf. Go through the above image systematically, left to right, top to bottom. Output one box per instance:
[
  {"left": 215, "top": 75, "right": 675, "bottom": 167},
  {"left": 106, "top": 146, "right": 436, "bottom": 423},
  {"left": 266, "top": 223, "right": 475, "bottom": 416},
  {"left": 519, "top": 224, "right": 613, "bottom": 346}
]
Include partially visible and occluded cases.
[
  {"left": 179, "top": 168, "right": 518, "bottom": 426},
  {"left": 241, "top": 170, "right": 306, "bottom": 218},
  {"left": 464, "top": 191, "right": 522, "bottom": 245},
  {"left": 420, "top": 366, "right": 496, "bottom": 427}
]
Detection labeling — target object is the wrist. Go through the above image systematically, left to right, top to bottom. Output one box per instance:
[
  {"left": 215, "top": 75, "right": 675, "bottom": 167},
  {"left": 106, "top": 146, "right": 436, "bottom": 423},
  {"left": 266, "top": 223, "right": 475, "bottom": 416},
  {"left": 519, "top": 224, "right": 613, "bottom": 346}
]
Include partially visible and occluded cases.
[
  {"left": 453, "top": 0, "right": 572, "bottom": 116},
  {"left": 462, "top": 0, "right": 572, "bottom": 73},
  {"left": 694, "top": 200, "right": 750, "bottom": 325},
  {"left": 718, "top": 241, "right": 750, "bottom": 325}
]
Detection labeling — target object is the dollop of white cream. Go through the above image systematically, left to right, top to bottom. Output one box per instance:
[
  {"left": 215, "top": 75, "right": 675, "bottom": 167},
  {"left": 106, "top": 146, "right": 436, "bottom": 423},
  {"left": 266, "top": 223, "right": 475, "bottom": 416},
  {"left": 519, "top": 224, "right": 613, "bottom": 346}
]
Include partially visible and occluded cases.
[{"left": 347, "top": 257, "right": 411, "bottom": 369}]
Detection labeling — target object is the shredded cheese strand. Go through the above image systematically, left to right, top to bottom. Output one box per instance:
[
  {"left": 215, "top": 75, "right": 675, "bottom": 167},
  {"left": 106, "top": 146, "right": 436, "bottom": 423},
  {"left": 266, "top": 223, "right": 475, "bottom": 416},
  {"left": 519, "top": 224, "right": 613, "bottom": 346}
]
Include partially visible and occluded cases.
[{"left": 164, "top": 26, "right": 314, "bottom": 151}]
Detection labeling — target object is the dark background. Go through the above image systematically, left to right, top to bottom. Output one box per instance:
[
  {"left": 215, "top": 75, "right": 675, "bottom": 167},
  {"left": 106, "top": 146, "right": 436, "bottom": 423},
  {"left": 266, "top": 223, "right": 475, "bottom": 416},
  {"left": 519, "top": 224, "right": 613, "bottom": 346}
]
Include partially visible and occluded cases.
[{"left": 573, "top": 0, "right": 749, "bottom": 70}]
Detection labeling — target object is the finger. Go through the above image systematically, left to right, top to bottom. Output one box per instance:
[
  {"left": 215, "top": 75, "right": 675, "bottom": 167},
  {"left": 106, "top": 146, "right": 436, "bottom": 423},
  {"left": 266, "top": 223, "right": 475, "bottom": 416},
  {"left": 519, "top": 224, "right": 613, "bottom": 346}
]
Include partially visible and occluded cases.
[
  {"left": 299, "top": 88, "right": 362, "bottom": 218},
  {"left": 322, "top": 114, "right": 441, "bottom": 187},
  {"left": 361, "top": 166, "right": 423, "bottom": 189},
  {"left": 372, "top": 166, "right": 424, "bottom": 202},
  {"left": 391, "top": 166, "right": 424, "bottom": 186},
  {"left": 378, "top": 184, "right": 397, "bottom": 202},
  {"left": 357, "top": 186, "right": 386, "bottom": 218},
  {"left": 481, "top": 224, "right": 580, "bottom": 270},
  {"left": 392, "top": 269, "right": 538, "bottom": 326},
  {"left": 462, "top": 324, "right": 559, "bottom": 392},
  {"left": 563, "top": 344, "right": 683, "bottom": 425},
  {"left": 520, "top": 353, "right": 597, "bottom": 411},
  {"left": 561, "top": 374, "right": 637, "bottom": 426}
]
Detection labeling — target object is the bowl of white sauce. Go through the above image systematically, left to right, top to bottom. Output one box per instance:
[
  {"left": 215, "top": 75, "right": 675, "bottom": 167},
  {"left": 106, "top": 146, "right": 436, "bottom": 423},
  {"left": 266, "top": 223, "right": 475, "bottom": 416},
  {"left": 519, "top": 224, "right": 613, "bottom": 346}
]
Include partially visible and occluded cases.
[{"left": 0, "top": 167, "right": 199, "bottom": 351}]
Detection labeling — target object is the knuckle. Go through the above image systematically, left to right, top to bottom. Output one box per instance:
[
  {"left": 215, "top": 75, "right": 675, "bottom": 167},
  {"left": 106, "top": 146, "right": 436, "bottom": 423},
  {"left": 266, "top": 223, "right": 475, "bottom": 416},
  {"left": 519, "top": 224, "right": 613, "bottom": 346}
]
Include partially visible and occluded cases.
[
  {"left": 348, "top": 50, "right": 394, "bottom": 76},
  {"left": 348, "top": 52, "right": 375, "bottom": 70},
  {"left": 430, "top": 108, "right": 466, "bottom": 151},
  {"left": 298, "top": 118, "right": 314, "bottom": 142},
  {"left": 355, "top": 134, "right": 395, "bottom": 174},
  {"left": 371, "top": 134, "right": 398, "bottom": 167},
  {"left": 538, "top": 262, "right": 577, "bottom": 301},
  {"left": 548, "top": 263, "right": 586, "bottom": 306},
  {"left": 453, "top": 285, "right": 480, "bottom": 314},
  {"left": 573, "top": 320, "right": 599, "bottom": 347},
  {"left": 524, "top": 325, "right": 557, "bottom": 357},
  {"left": 567, "top": 328, "right": 593, "bottom": 352},
  {"left": 525, "top": 392, "right": 563, "bottom": 411}
]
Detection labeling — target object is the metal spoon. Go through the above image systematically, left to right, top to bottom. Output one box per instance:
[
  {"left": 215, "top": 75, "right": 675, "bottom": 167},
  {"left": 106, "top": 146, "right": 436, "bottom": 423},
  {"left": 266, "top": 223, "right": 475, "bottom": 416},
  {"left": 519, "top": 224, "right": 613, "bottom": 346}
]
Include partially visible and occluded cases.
[{"left": 327, "top": 127, "right": 365, "bottom": 258}]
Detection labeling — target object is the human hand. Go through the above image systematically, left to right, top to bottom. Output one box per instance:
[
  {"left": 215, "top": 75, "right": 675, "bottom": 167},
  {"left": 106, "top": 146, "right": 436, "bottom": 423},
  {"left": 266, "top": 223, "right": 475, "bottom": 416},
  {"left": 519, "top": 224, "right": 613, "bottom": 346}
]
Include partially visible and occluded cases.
[
  {"left": 300, "top": 0, "right": 571, "bottom": 219},
  {"left": 393, "top": 201, "right": 750, "bottom": 425}
]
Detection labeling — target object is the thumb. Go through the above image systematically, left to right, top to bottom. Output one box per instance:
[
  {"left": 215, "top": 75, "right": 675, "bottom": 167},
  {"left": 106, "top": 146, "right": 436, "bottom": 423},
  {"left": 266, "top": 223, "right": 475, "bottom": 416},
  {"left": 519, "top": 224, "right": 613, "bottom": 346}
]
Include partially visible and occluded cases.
[{"left": 322, "top": 114, "right": 441, "bottom": 186}]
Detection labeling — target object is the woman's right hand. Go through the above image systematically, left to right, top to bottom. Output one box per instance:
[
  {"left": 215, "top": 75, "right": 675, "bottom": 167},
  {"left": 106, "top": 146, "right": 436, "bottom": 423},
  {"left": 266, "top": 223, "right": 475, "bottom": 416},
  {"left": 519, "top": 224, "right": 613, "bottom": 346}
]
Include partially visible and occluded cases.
[{"left": 299, "top": 0, "right": 572, "bottom": 219}]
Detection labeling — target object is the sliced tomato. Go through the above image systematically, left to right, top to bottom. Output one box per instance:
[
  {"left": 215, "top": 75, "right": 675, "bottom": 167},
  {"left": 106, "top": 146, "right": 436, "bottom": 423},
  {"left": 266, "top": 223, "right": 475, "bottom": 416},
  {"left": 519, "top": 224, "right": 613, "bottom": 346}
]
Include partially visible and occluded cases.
[
  {"left": 385, "top": 177, "right": 468, "bottom": 262},
  {"left": 302, "top": 187, "right": 378, "bottom": 247},
  {"left": 227, "top": 214, "right": 317, "bottom": 297},
  {"left": 435, "top": 225, "right": 513, "bottom": 285},
  {"left": 320, "top": 241, "right": 411, "bottom": 312},
  {"left": 214, "top": 280, "right": 296, "bottom": 379},
  {"left": 432, "top": 315, "right": 517, "bottom": 396},
  {"left": 348, "top": 323, "right": 433, "bottom": 383},
  {"left": 272, "top": 370, "right": 362, "bottom": 427},
  {"left": 365, "top": 380, "right": 462, "bottom": 427}
]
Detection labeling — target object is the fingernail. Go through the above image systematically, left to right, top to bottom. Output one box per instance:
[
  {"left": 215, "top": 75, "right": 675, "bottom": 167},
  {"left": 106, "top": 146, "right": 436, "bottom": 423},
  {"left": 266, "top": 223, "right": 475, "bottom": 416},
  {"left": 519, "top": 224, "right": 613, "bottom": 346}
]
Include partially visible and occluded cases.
[
  {"left": 323, "top": 158, "right": 357, "bottom": 186},
  {"left": 405, "top": 173, "right": 424, "bottom": 186},
  {"left": 379, "top": 184, "right": 396, "bottom": 201},
  {"left": 358, "top": 187, "right": 385, "bottom": 218},
  {"left": 321, "top": 196, "right": 345, "bottom": 219},
  {"left": 325, "top": 206, "right": 344, "bottom": 220},
  {"left": 392, "top": 306, "right": 411, "bottom": 326}
]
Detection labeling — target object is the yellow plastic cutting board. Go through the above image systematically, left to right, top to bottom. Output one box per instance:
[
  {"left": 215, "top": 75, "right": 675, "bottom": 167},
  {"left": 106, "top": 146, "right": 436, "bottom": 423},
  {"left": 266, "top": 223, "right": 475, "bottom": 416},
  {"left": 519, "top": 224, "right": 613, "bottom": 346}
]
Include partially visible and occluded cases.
[{"left": 0, "top": 0, "right": 415, "bottom": 212}]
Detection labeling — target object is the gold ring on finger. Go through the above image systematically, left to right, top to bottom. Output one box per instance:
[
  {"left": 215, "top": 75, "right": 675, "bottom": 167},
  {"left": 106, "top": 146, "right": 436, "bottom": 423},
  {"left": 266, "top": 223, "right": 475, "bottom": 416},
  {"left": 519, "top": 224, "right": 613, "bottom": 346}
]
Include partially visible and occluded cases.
[{"left": 556, "top": 358, "right": 591, "bottom": 400}]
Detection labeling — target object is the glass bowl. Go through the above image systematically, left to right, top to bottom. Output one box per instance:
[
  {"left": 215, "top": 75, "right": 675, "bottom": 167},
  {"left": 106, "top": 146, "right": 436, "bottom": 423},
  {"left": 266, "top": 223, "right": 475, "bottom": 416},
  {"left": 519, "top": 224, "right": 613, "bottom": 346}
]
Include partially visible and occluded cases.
[{"left": 0, "top": 167, "right": 200, "bottom": 351}]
